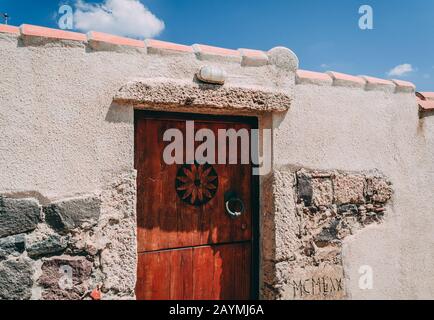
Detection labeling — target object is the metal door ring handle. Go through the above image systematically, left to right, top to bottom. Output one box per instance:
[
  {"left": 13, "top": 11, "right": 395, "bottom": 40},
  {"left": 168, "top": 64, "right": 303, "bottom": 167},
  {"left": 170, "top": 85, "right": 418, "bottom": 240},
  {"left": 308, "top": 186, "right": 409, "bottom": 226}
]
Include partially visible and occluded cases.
[{"left": 225, "top": 198, "right": 244, "bottom": 218}]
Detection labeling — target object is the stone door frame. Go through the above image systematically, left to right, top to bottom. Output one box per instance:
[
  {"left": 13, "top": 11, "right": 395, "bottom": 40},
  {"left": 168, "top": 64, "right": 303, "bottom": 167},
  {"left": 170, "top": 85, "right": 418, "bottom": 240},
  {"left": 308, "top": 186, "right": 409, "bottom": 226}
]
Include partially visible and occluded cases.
[{"left": 114, "top": 78, "right": 290, "bottom": 300}]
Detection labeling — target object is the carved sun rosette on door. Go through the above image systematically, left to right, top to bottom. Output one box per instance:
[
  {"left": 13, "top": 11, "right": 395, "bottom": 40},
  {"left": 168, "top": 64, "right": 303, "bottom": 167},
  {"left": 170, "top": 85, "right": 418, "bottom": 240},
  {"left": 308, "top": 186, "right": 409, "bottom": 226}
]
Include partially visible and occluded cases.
[{"left": 175, "top": 163, "right": 218, "bottom": 206}]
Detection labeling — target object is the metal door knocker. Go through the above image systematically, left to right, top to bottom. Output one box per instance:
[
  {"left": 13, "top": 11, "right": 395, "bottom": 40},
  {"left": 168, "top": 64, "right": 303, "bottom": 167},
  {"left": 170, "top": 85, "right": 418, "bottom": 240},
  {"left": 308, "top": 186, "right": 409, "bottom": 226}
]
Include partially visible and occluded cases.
[{"left": 224, "top": 191, "right": 245, "bottom": 218}]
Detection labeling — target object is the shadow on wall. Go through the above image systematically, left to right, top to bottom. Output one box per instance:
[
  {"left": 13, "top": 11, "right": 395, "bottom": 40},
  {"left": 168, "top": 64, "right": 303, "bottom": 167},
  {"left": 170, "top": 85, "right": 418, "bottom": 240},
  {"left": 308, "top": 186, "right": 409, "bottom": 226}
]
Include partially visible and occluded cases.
[
  {"left": 105, "top": 102, "right": 133, "bottom": 124},
  {"left": 420, "top": 110, "right": 434, "bottom": 119}
]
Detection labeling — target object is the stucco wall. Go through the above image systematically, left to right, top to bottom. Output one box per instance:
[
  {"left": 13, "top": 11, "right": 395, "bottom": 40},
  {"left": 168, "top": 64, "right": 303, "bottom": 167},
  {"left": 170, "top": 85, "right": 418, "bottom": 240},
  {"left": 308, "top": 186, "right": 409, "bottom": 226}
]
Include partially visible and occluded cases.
[
  {"left": 1, "top": 26, "right": 433, "bottom": 300},
  {"left": 0, "top": 28, "right": 297, "bottom": 299},
  {"left": 0, "top": 31, "right": 294, "bottom": 199},
  {"left": 272, "top": 83, "right": 434, "bottom": 299}
]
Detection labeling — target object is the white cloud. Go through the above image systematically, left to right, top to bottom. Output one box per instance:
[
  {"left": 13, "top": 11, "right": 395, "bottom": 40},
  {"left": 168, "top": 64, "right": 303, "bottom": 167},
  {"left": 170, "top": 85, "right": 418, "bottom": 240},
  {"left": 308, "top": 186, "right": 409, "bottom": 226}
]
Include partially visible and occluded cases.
[
  {"left": 74, "top": 0, "right": 165, "bottom": 39},
  {"left": 320, "top": 63, "right": 330, "bottom": 69},
  {"left": 387, "top": 63, "right": 414, "bottom": 77}
]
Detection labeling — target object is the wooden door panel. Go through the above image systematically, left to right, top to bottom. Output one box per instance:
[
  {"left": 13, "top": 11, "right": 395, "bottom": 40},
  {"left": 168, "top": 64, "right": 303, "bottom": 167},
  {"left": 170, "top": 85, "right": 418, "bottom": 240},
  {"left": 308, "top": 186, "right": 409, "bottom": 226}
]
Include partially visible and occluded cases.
[
  {"left": 135, "top": 112, "right": 256, "bottom": 300},
  {"left": 136, "top": 117, "right": 252, "bottom": 252},
  {"left": 136, "top": 242, "right": 251, "bottom": 300}
]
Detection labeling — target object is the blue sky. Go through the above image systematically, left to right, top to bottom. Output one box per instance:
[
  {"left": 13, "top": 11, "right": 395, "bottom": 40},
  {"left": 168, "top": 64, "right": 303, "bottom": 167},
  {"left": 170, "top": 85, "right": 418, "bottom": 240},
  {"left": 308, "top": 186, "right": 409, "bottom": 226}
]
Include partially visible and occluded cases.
[{"left": 1, "top": 0, "right": 433, "bottom": 90}]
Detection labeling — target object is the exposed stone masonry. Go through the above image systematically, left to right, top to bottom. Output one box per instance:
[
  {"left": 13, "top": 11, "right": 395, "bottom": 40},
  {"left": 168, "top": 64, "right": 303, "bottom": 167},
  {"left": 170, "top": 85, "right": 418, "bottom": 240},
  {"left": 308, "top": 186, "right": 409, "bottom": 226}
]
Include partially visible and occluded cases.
[
  {"left": 1, "top": 165, "right": 392, "bottom": 301},
  {"left": 262, "top": 168, "right": 393, "bottom": 300},
  {"left": 296, "top": 169, "right": 392, "bottom": 265},
  {"left": 0, "top": 171, "right": 137, "bottom": 300}
]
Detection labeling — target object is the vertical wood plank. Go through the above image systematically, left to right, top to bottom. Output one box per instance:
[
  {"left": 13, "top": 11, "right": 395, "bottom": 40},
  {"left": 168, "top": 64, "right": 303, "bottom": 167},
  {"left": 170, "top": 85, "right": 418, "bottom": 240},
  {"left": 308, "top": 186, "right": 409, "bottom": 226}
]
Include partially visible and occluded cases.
[{"left": 135, "top": 112, "right": 256, "bottom": 300}]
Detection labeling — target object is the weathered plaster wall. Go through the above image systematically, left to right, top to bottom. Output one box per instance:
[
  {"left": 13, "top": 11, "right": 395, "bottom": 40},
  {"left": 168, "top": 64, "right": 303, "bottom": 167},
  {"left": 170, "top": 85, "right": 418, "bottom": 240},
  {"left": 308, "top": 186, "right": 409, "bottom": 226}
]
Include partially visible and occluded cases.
[
  {"left": 1, "top": 25, "right": 433, "bottom": 300},
  {"left": 0, "top": 28, "right": 297, "bottom": 300},
  {"left": 0, "top": 31, "right": 294, "bottom": 199},
  {"left": 268, "top": 82, "right": 434, "bottom": 299},
  {"left": 261, "top": 167, "right": 393, "bottom": 300},
  {"left": 0, "top": 170, "right": 136, "bottom": 300}
]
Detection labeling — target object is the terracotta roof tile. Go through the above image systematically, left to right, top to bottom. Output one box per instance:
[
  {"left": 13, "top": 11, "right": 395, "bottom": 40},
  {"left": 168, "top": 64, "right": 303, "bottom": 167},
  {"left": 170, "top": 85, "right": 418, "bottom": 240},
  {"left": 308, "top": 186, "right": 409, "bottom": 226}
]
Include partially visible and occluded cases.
[
  {"left": 0, "top": 24, "right": 20, "bottom": 34},
  {"left": 20, "top": 24, "right": 86, "bottom": 41},
  {"left": 87, "top": 31, "right": 144, "bottom": 48},
  {"left": 145, "top": 39, "right": 193, "bottom": 53},
  {"left": 193, "top": 44, "right": 242, "bottom": 62},
  {"left": 193, "top": 44, "right": 240, "bottom": 57},
  {"left": 238, "top": 48, "right": 268, "bottom": 66},
  {"left": 296, "top": 70, "right": 333, "bottom": 85},
  {"left": 326, "top": 71, "right": 366, "bottom": 88},
  {"left": 362, "top": 75, "right": 394, "bottom": 86},
  {"left": 360, "top": 76, "right": 395, "bottom": 92},
  {"left": 392, "top": 79, "right": 416, "bottom": 93},
  {"left": 392, "top": 79, "right": 415, "bottom": 89},
  {"left": 416, "top": 92, "right": 434, "bottom": 101},
  {"left": 416, "top": 92, "right": 434, "bottom": 112},
  {"left": 417, "top": 98, "right": 434, "bottom": 112}
]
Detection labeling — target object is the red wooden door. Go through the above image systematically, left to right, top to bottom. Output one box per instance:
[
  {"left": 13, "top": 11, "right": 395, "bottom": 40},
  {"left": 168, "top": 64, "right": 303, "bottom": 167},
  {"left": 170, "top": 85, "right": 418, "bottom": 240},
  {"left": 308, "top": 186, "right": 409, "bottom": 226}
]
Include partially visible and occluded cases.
[{"left": 135, "top": 111, "right": 257, "bottom": 300}]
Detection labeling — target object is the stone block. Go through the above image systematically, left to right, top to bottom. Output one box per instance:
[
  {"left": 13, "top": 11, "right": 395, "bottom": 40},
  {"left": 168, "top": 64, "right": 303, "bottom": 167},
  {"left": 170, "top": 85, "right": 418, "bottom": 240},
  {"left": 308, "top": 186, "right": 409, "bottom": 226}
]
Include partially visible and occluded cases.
[
  {"left": 297, "top": 173, "right": 313, "bottom": 206},
  {"left": 333, "top": 174, "right": 366, "bottom": 205},
  {"left": 366, "top": 177, "right": 393, "bottom": 203},
  {"left": 311, "top": 178, "right": 334, "bottom": 207},
  {"left": 0, "top": 196, "right": 41, "bottom": 238},
  {"left": 44, "top": 196, "right": 101, "bottom": 233},
  {"left": 337, "top": 204, "right": 358, "bottom": 214},
  {"left": 314, "top": 220, "right": 340, "bottom": 247},
  {"left": 0, "top": 234, "right": 26, "bottom": 260},
  {"left": 26, "top": 234, "right": 68, "bottom": 259},
  {"left": 39, "top": 255, "right": 92, "bottom": 300},
  {"left": 0, "top": 257, "right": 33, "bottom": 300},
  {"left": 280, "top": 264, "right": 346, "bottom": 300}
]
